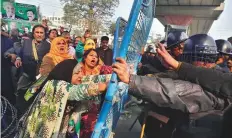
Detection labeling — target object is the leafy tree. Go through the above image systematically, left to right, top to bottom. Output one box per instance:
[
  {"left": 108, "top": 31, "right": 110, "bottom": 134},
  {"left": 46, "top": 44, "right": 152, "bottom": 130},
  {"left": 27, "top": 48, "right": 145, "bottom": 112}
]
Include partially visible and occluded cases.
[{"left": 60, "top": 0, "right": 119, "bottom": 34}]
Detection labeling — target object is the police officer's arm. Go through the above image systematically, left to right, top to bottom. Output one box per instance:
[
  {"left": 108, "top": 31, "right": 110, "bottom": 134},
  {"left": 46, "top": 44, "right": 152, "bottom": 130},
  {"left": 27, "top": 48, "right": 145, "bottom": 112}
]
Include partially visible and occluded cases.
[
  {"left": 157, "top": 43, "right": 232, "bottom": 98},
  {"left": 112, "top": 58, "right": 222, "bottom": 113},
  {"left": 112, "top": 58, "right": 187, "bottom": 111},
  {"left": 177, "top": 62, "right": 232, "bottom": 98},
  {"left": 128, "top": 75, "right": 189, "bottom": 111}
]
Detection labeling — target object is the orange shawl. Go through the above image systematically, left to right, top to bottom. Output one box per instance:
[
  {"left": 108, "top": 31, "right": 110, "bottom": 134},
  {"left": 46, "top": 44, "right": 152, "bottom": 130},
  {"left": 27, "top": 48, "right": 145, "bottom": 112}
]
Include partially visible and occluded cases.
[{"left": 45, "top": 37, "right": 73, "bottom": 65}]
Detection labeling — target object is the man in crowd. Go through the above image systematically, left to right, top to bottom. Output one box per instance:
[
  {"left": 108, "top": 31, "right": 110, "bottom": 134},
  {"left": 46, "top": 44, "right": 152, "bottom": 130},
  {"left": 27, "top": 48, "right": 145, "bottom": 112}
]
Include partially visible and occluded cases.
[
  {"left": 7, "top": 25, "right": 47, "bottom": 115},
  {"left": 10, "top": 28, "right": 21, "bottom": 43},
  {"left": 38, "top": 29, "right": 58, "bottom": 60},
  {"left": 74, "top": 36, "right": 81, "bottom": 46},
  {"left": 96, "top": 36, "right": 113, "bottom": 65}
]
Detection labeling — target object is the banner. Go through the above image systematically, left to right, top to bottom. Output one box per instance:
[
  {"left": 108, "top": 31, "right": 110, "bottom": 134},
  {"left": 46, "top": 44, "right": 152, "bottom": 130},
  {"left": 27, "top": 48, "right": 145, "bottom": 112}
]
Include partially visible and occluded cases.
[
  {"left": 1, "top": 0, "right": 38, "bottom": 21},
  {"left": 1, "top": 0, "right": 39, "bottom": 34},
  {"left": 2, "top": 19, "right": 39, "bottom": 34}
]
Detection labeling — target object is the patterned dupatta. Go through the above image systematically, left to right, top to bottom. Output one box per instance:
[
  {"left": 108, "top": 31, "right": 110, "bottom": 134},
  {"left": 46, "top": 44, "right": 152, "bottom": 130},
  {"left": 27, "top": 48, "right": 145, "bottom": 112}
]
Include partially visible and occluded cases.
[{"left": 18, "top": 74, "right": 111, "bottom": 138}]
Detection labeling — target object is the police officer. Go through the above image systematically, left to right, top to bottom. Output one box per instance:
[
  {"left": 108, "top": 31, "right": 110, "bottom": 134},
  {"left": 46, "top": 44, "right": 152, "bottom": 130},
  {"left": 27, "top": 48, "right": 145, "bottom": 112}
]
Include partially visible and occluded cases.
[
  {"left": 138, "top": 31, "right": 188, "bottom": 75},
  {"left": 166, "top": 31, "right": 188, "bottom": 59},
  {"left": 112, "top": 34, "right": 231, "bottom": 138},
  {"left": 215, "top": 39, "right": 232, "bottom": 72},
  {"left": 138, "top": 45, "right": 160, "bottom": 75},
  {"left": 227, "top": 55, "right": 232, "bottom": 73}
]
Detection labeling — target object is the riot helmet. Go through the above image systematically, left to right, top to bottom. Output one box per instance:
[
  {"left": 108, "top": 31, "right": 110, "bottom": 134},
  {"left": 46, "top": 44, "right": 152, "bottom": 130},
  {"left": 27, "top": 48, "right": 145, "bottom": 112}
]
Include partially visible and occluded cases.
[
  {"left": 167, "top": 31, "right": 188, "bottom": 49},
  {"left": 181, "top": 34, "right": 218, "bottom": 64},
  {"left": 215, "top": 39, "right": 232, "bottom": 55},
  {"left": 145, "top": 45, "right": 156, "bottom": 56}
]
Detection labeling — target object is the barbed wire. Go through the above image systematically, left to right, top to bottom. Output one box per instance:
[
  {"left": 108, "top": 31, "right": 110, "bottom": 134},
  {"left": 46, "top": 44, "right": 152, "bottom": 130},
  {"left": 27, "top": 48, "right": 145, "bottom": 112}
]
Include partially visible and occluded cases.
[{"left": 1, "top": 96, "right": 18, "bottom": 138}]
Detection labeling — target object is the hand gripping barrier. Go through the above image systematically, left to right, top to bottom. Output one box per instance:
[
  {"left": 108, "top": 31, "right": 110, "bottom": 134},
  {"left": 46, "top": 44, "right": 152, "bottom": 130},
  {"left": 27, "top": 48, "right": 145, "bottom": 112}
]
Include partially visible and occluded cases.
[{"left": 92, "top": 0, "right": 155, "bottom": 137}]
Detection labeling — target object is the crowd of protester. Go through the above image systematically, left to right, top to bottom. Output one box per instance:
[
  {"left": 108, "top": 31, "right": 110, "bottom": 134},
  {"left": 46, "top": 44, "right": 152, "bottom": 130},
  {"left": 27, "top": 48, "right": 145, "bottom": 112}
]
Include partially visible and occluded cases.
[
  {"left": 1, "top": 18, "right": 232, "bottom": 138},
  {"left": 1, "top": 20, "right": 114, "bottom": 137}
]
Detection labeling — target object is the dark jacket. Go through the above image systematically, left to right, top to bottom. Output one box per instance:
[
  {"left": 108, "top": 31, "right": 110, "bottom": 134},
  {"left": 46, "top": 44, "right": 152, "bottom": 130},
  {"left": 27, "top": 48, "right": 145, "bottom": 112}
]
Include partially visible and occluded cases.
[
  {"left": 1, "top": 35, "right": 15, "bottom": 104},
  {"left": 16, "top": 39, "right": 49, "bottom": 80},
  {"left": 37, "top": 39, "right": 51, "bottom": 60},
  {"left": 4, "top": 41, "right": 22, "bottom": 58},
  {"left": 96, "top": 47, "right": 113, "bottom": 66},
  {"left": 139, "top": 55, "right": 167, "bottom": 75},
  {"left": 177, "top": 62, "right": 232, "bottom": 99},
  {"left": 217, "top": 62, "right": 230, "bottom": 73},
  {"left": 128, "top": 75, "right": 225, "bottom": 113}
]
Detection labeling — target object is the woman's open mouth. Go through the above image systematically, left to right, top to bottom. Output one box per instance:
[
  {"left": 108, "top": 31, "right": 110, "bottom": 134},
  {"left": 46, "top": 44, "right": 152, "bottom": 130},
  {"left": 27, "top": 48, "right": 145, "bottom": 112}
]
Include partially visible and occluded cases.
[
  {"left": 60, "top": 48, "right": 65, "bottom": 51},
  {"left": 90, "top": 60, "right": 96, "bottom": 65}
]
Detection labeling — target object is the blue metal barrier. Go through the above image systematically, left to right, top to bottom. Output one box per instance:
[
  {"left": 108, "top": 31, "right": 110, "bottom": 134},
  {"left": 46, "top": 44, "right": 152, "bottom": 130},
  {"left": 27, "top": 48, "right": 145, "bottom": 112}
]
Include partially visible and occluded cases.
[{"left": 92, "top": 0, "right": 155, "bottom": 137}]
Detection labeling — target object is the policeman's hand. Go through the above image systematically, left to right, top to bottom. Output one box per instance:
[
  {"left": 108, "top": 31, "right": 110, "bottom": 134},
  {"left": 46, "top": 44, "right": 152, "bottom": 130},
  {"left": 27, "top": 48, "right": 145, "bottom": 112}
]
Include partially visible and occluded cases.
[
  {"left": 156, "top": 43, "right": 179, "bottom": 70},
  {"left": 112, "top": 58, "right": 130, "bottom": 84},
  {"left": 15, "top": 59, "right": 22, "bottom": 68}
]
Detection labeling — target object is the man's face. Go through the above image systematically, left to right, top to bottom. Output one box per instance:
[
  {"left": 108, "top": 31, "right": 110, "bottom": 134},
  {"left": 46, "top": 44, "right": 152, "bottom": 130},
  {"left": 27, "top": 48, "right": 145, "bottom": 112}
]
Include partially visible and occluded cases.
[
  {"left": 4, "top": 2, "right": 15, "bottom": 18},
  {"left": 27, "top": 11, "right": 35, "bottom": 21},
  {"left": 42, "top": 20, "right": 48, "bottom": 28},
  {"left": 33, "top": 27, "right": 45, "bottom": 42},
  {"left": 11, "top": 29, "right": 19, "bottom": 36},
  {"left": 49, "top": 30, "right": 57, "bottom": 40},
  {"left": 84, "top": 31, "right": 91, "bottom": 38},
  {"left": 64, "top": 33, "right": 71, "bottom": 43},
  {"left": 75, "top": 37, "right": 81, "bottom": 45},
  {"left": 101, "top": 40, "right": 109, "bottom": 50},
  {"left": 172, "top": 43, "right": 184, "bottom": 57},
  {"left": 222, "top": 54, "right": 230, "bottom": 61},
  {"left": 227, "top": 57, "right": 232, "bottom": 68}
]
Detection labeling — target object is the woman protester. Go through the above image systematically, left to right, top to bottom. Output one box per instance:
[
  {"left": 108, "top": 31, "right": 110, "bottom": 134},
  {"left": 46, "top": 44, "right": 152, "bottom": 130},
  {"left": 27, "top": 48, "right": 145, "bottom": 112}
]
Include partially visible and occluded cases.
[
  {"left": 39, "top": 36, "right": 73, "bottom": 76},
  {"left": 18, "top": 37, "right": 73, "bottom": 115},
  {"left": 75, "top": 38, "right": 96, "bottom": 62},
  {"left": 18, "top": 49, "right": 112, "bottom": 138},
  {"left": 65, "top": 49, "right": 112, "bottom": 138}
]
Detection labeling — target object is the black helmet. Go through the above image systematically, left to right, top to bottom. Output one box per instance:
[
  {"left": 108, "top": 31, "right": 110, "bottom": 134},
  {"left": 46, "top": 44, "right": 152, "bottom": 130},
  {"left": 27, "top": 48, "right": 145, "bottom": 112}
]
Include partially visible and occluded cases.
[
  {"left": 167, "top": 31, "right": 188, "bottom": 49},
  {"left": 181, "top": 34, "right": 218, "bottom": 63},
  {"left": 228, "top": 36, "right": 232, "bottom": 44},
  {"left": 215, "top": 39, "right": 232, "bottom": 55},
  {"left": 145, "top": 45, "right": 156, "bottom": 54}
]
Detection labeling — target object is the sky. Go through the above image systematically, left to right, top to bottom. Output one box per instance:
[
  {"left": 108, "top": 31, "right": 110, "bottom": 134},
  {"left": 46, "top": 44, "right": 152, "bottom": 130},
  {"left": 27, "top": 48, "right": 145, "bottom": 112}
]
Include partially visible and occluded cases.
[{"left": 16, "top": 0, "right": 232, "bottom": 39}]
